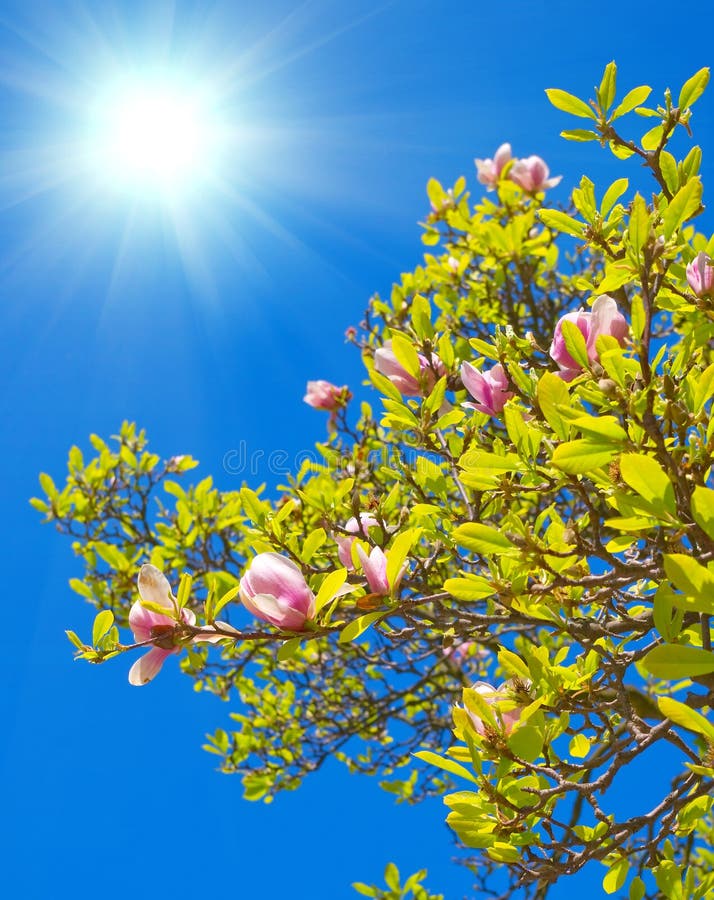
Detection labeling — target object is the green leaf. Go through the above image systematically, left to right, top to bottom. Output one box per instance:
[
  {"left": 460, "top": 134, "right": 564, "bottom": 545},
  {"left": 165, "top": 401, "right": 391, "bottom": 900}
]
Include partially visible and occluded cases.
[
  {"left": 598, "top": 61, "right": 617, "bottom": 112},
  {"left": 678, "top": 67, "right": 710, "bottom": 109},
  {"left": 612, "top": 85, "right": 651, "bottom": 119},
  {"left": 545, "top": 88, "right": 596, "bottom": 119},
  {"left": 641, "top": 124, "right": 663, "bottom": 151},
  {"left": 560, "top": 129, "right": 598, "bottom": 142},
  {"left": 659, "top": 151, "right": 679, "bottom": 195},
  {"left": 600, "top": 178, "right": 629, "bottom": 217},
  {"left": 663, "top": 178, "right": 703, "bottom": 240},
  {"left": 628, "top": 193, "right": 649, "bottom": 253},
  {"left": 538, "top": 209, "right": 584, "bottom": 238},
  {"left": 599, "top": 263, "right": 635, "bottom": 293},
  {"left": 411, "top": 293, "right": 433, "bottom": 340},
  {"left": 630, "top": 293, "right": 645, "bottom": 342},
  {"left": 560, "top": 320, "right": 590, "bottom": 369},
  {"left": 390, "top": 332, "right": 421, "bottom": 379},
  {"left": 692, "top": 362, "right": 714, "bottom": 415},
  {"left": 369, "top": 366, "right": 403, "bottom": 402},
  {"left": 536, "top": 371, "right": 571, "bottom": 441},
  {"left": 572, "top": 414, "right": 627, "bottom": 443},
  {"left": 551, "top": 440, "right": 618, "bottom": 474},
  {"left": 460, "top": 449, "right": 524, "bottom": 474},
  {"left": 619, "top": 454, "right": 676, "bottom": 516},
  {"left": 39, "top": 472, "right": 58, "bottom": 499},
  {"left": 691, "top": 486, "right": 714, "bottom": 540},
  {"left": 452, "top": 523, "right": 514, "bottom": 555},
  {"left": 301, "top": 527, "right": 326, "bottom": 563},
  {"left": 387, "top": 527, "right": 421, "bottom": 588},
  {"left": 663, "top": 554, "right": 714, "bottom": 614},
  {"left": 314, "top": 568, "right": 348, "bottom": 614},
  {"left": 444, "top": 577, "right": 495, "bottom": 601},
  {"left": 69, "top": 578, "right": 93, "bottom": 599},
  {"left": 653, "top": 583, "right": 685, "bottom": 643},
  {"left": 213, "top": 585, "right": 240, "bottom": 619},
  {"left": 92, "top": 610, "right": 114, "bottom": 646},
  {"left": 339, "top": 611, "right": 384, "bottom": 644},
  {"left": 66, "top": 630, "right": 86, "bottom": 651},
  {"left": 277, "top": 637, "right": 302, "bottom": 662},
  {"left": 642, "top": 644, "right": 714, "bottom": 680},
  {"left": 498, "top": 648, "right": 530, "bottom": 680},
  {"left": 463, "top": 687, "right": 497, "bottom": 729},
  {"left": 658, "top": 697, "right": 714, "bottom": 742},
  {"left": 508, "top": 726, "right": 542, "bottom": 763},
  {"left": 569, "top": 734, "right": 591, "bottom": 758},
  {"left": 413, "top": 750, "right": 478, "bottom": 783},
  {"left": 488, "top": 843, "right": 520, "bottom": 864},
  {"left": 603, "top": 858, "right": 629, "bottom": 895},
  {"left": 384, "top": 863, "right": 399, "bottom": 893},
  {"left": 629, "top": 876, "right": 646, "bottom": 900}
]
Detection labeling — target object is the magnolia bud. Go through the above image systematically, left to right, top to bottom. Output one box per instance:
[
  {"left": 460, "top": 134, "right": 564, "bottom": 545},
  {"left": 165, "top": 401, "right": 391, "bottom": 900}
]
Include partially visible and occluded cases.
[{"left": 598, "top": 378, "right": 618, "bottom": 397}]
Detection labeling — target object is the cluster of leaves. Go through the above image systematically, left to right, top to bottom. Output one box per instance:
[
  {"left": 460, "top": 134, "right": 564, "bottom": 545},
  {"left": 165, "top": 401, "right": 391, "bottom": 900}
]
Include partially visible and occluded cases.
[{"left": 36, "top": 63, "right": 714, "bottom": 897}]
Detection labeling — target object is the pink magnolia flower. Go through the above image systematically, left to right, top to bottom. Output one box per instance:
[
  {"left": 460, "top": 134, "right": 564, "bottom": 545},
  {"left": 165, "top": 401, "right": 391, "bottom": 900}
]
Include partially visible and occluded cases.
[
  {"left": 475, "top": 143, "right": 512, "bottom": 190},
  {"left": 510, "top": 155, "right": 561, "bottom": 192},
  {"left": 686, "top": 251, "right": 714, "bottom": 297},
  {"left": 550, "top": 294, "right": 628, "bottom": 380},
  {"left": 374, "top": 340, "right": 445, "bottom": 396},
  {"left": 461, "top": 362, "right": 513, "bottom": 416},
  {"left": 303, "top": 380, "right": 350, "bottom": 411},
  {"left": 335, "top": 513, "right": 381, "bottom": 569},
  {"left": 356, "top": 544, "right": 390, "bottom": 596},
  {"left": 239, "top": 552, "right": 315, "bottom": 630},
  {"left": 128, "top": 564, "right": 196, "bottom": 686},
  {"left": 466, "top": 681, "right": 522, "bottom": 737}
]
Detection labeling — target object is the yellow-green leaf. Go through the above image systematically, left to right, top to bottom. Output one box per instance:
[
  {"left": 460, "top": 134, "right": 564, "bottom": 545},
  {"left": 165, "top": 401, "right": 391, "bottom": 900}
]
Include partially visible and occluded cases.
[
  {"left": 678, "top": 67, "right": 710, "bottom": 109},
  {"left": 611, "top": 85, "right": 651, "bottom": 119},
  {"left": 545, "top": 88, "right": 596, "bottom": 119},
  {"left": 663, "top": 178, "right": 703, "bottom": 239},
  {"left": 552, "top": 440, "right": 618, "bottom": 474},
  {"left": 92, "top": 610, "right": 114, "bottom": 646},
  {"left": 339, "top": 611, "right": 384, "bottom": 644},
  {"left": 642, "top": 644, "right": 714, "bottom": 680},
  {"left": 658, "top": 697, "right": 714, "bottom": 742},
  {"left": 413, "top": 750, "right": 478, "bottom": 783}
]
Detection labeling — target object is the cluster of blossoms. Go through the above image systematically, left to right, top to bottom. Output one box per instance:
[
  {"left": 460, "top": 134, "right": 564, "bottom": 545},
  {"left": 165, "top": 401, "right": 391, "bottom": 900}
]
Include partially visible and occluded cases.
[
  {"left": 474, "top": 143, "right": 561, "bottom": 193},
  {"left": 126, "top": 144, "right": 631, "bottom": 705}
]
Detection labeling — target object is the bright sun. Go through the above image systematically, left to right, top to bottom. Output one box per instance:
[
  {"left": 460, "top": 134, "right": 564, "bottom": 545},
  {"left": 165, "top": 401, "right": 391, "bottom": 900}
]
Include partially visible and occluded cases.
[
  {"left": 91, "top": 79, "right": 219, "bottom": 194},
  {"left": 113, "top": 91, "right": 202, "bottom": 177}
]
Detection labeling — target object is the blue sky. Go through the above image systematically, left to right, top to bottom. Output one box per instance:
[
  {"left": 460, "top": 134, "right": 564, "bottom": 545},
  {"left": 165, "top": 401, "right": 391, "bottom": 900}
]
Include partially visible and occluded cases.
[{"left": 1, "top": 2, "right": 712, "bottom": 898}]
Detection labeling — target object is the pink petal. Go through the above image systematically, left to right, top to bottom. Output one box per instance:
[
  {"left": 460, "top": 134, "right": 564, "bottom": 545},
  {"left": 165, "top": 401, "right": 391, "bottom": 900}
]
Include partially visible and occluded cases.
[
  {"left": 356, "top": 544, "right": 390, "bottom": 595},
  {"left": 137, "top": 564, "right": 174, "bottom": 610},
  {"left": 128, "top": 647, "right": 172, "bottom": 686}
]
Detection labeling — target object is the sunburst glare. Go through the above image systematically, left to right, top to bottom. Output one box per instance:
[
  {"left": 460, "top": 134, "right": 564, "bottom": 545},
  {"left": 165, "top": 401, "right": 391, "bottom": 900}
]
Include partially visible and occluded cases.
[{"left": 91, "top": 79, "right": 218, "bottom": 192}]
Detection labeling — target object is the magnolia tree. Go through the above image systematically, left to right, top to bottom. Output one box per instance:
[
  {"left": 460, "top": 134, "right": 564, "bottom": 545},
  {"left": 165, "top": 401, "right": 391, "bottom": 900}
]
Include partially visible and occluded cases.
[{"left": 35, "top": 63, "right": 714, "bottom": 899}]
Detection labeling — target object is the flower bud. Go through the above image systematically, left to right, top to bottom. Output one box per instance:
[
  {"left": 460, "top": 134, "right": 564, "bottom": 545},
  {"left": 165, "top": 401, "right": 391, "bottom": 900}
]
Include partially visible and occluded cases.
[
  {"left": 474, "top": 143, "right": 512, "bottom": 190},
  {"left": 509, "top": 155, "right": 562, "bottom": 192},
  {"left": 686, "top": 251, "right": 714, "bottom": 298},
  {"left": 374, "top": 340, "right": 445, "bottom": 396},
  {"left": 303, "top": 380, "right": 350, "bottom": 412},
  {"left": 334, "top": 513, "right": 381, "bottom": 569},
  {"left": 355, "top": 544, "right": 390, "bottom": 596},
  {"left": 239, "top": 553, "right": 315, "bottom": 630},
  {"left": 466, "top": 681, "right": 522, "bottom": 737}
]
